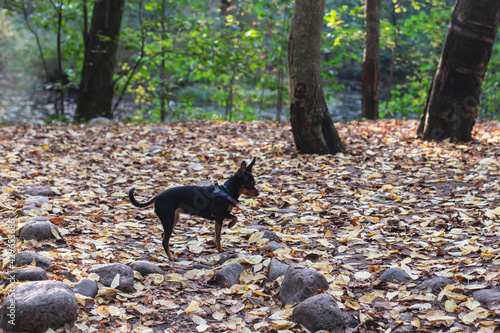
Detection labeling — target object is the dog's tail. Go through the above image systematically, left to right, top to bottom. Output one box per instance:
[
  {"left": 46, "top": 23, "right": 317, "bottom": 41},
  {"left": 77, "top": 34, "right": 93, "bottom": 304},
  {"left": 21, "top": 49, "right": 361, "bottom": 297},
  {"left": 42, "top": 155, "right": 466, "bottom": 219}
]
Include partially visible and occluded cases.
[{"left": 129, "top": 187, "right": 156, "bottom": 208}]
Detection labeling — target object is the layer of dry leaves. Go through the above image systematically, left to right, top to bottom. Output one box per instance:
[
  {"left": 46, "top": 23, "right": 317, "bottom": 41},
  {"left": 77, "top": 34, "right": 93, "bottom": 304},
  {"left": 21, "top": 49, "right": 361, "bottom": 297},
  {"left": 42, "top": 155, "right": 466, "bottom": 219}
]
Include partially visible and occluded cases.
[{"left": 1, "top": 120, "right": 500, "bottom": 332}]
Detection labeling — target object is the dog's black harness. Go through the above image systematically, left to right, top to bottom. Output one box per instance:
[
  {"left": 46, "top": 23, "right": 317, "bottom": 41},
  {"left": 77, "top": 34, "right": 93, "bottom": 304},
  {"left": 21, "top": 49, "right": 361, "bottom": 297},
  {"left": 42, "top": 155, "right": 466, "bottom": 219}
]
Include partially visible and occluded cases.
[{"left": 211, "top": 181, "right": 238, "bottom": 218}]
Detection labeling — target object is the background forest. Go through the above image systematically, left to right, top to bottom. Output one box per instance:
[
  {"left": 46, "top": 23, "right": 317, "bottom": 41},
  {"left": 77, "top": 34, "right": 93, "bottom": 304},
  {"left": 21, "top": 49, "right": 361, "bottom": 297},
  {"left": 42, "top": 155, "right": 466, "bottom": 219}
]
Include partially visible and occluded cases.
[{"left": 0, "top": 0, "right": 499, "bottom": 124}]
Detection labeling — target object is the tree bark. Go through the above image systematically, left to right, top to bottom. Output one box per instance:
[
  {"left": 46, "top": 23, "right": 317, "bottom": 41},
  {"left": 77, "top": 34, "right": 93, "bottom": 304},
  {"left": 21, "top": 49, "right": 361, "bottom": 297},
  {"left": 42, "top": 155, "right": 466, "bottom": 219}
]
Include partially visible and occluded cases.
[
  {"left": 75, "top": 0, "right": 125, "bottom": 122},
  {"left": 288, "top": 0, "right": 345, "bottom": 155},
  {"left": 361, "top": 0, "right": 381, "bottom": 120},
  {"left": 417, "top": 0, "right": 500, "bottom": 142}
]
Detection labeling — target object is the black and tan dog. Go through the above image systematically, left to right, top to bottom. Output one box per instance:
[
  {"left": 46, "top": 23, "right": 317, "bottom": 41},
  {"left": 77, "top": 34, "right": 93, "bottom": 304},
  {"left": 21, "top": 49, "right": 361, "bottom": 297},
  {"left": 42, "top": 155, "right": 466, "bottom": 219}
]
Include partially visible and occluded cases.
[{"left": 129, "top": 158, "right": 258, "bottom": 260}]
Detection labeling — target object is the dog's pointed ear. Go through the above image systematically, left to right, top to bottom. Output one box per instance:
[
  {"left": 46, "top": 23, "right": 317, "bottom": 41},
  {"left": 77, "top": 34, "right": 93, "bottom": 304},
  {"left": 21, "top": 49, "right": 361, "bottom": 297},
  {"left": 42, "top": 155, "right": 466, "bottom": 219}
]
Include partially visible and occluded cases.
[
  {"left": 247, "top": 157, "right": 256, "bottom": 172},
  {"left": 237, "top": 161, "right": 247, "bottom": 177}
]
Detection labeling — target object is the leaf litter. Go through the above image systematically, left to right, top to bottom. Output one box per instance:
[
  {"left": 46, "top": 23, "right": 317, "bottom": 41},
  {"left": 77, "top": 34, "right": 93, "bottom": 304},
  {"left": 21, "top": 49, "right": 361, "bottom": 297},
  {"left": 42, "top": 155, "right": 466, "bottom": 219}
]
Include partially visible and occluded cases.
[{"left": 0, "top": 120, "right": 499, "bottom": 332}]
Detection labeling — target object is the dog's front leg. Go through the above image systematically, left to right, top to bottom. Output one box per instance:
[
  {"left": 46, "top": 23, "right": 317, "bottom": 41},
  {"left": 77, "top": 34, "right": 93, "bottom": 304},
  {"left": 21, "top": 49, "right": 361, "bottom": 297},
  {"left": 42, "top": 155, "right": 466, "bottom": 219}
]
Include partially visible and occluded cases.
[
  {"left": 227, "top": 215, "right": 237, "bottom": 228},
  {"left": 215, "top": 219, "right": 223, "bottom": 252}
]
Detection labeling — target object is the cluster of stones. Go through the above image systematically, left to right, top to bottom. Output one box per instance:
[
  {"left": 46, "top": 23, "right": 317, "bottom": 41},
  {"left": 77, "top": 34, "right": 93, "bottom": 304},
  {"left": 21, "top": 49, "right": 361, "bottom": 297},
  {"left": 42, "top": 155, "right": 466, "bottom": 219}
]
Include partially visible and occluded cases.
[
  {"left": 0, "top": 185, "right": 163, "bottom": 332},
  {"left": 3, "top": 186, "right": 500, "bottom": 332},
  {"left": 213, "top": 225, "right": 348, "bottom": 332}
]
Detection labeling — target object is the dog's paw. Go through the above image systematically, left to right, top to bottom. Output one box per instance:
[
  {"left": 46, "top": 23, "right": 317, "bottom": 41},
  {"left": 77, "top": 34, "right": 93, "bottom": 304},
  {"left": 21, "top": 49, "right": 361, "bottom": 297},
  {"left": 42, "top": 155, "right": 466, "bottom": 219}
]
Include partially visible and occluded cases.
[{"left": 228, "top": 217, "right": 237, "bottom": 228}]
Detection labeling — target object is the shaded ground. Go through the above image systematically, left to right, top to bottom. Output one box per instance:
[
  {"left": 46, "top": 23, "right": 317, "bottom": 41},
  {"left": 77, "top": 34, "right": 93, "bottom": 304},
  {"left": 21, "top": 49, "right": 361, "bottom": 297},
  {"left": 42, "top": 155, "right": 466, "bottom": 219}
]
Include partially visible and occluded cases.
[{"left": 1, "top": 120, "right": 500, "bottom": 332}]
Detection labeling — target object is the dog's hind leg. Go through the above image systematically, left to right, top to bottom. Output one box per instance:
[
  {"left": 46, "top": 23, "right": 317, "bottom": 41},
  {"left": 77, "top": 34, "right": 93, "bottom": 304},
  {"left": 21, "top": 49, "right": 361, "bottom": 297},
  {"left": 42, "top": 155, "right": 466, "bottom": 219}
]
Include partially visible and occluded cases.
[
  {"left": 157, "top": 208, "right": 184, "bottom": 261},
  {"left": 158, "top": 213, "right": 176, "bottom": 261}
]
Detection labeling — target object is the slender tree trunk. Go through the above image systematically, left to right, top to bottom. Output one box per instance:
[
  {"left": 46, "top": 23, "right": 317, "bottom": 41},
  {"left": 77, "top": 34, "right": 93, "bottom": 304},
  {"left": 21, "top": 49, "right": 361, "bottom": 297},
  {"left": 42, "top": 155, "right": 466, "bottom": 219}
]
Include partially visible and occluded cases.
[
  {"left": 53, "top": 0, "right": 64, "bottom": 117},
  {"left": 75, "top": 0, "right": 125, "bottom": 122},
  {"left": 112, "top": 0, "right": 145, "bottom": 117},
  {"left": 160, "top": 0, "right": 167, "bottom": 122},
  {"left": 288, "top": 0, "right": 345, "bottom": 155},
  {"left": 361, "top": 0, "right": 381, "bottom": 120},
  {"left": 417, "top": 0, "right": 500, "bottom": 142}
]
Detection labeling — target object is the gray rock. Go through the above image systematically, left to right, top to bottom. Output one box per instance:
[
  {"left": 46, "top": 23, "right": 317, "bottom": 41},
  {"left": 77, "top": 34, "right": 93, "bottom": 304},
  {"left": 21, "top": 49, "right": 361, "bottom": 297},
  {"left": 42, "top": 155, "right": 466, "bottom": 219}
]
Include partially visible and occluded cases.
[
  {"left": 89, "top": 117, "right": 112, "bottom": 125},
  {"left": 147, "top": 145, "right": 164, "bottom": 153},
  {"left": 187, "top": 163, "right": 204, "bottom": 174},
  {"left": 196, "top": 180, "right": 212, "bottom": 186},
  {"left": 24, "top": 186, "right": 56, "bottom": 197},
  {"left": 24, "top": 196, "right": 50, "bottom": 205},
  {"left": 20, "top": 206, "right": 42, "bottom": 214},
  {"left": 277, "top": 208, "right": 299, "bottom": 215},
  {"left": 25, "top": 216, "right": 51, "bottom": 222},
  {"left": 19, "top": 221, "right": 61, "bottom": 241},
  {"left": 247, "top": 225, "right": 268, "bottom": 231},
  {"left": 247, "top": 227, "right": 277, "bottom": 241},
  {"left": 261, "top": 229, "right": 278, "bottom": 241},
  {"left": 261, "top": 242, "right": 289, "bottom": 253},
  {"left": 13, "top": 251, "right": 52, "bottom": 269},
  {"left": 218, "top": 252, "right": 240, "bottom": 265},
  {"left": 268, "top": 258, "right": 290, "bottom": 281},
  {"left": 130, "top": 261, "right": 164, "bottom": 276},
  {"left": 89, "top": 263, "right": 135, "bottom": 293},
  {"left": 215, "top": 263, "right": 244, "bottom": 287},
  {"left": 4, "top": 267, "right": 48, "bottom": 286},
  {"left": 278, "top": 267, "right": 329, "bottom": 305},
  {"left": 379, "top": 267, "right": 410, "bottom": 283},
  {"left": 418, "top": 276, "right": 453, "bottom": 293},
  {"left": 73, "top": 279, "right": 99, "bottom": 298},
  {"left": 0, "top": 280, "right": 78, "bottom": 333},
  {"left": 472, "top": 289, "right": 500, "bottom": 310},
  {"left": 291, "top": 293, "right": 346, "bottom": 333}
]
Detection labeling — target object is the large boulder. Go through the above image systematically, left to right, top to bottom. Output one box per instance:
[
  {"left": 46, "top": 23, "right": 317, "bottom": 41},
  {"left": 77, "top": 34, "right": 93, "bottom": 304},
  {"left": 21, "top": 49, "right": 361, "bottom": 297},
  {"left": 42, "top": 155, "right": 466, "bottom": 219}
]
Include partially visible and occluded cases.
[
  {"left": 24, "top": 186, "right": 56, "bottom": 197},
  {"left": 24, "top": 196, "right": 50, "bottom": 206},
  {"left": 19, "top": 221, "right": 61, "bottom": 241},
  {"left": 12, "top": 251, "right": 52, "bottom": 269},
  {"left": 267, "top": 258, "right": 290, "bottom": 282},
  {"left": 129, "top": 261, "right": 164, "bottom": 276},
  {"left": 89, "top": 263, "right": 135, "bottom": 293},
  {"left": 215, "top": 263, "right": 245, "bottom": 287},
  {"left": 4, "top": 267, "right": 48, "bottom": 286},
  {"left": 278, "top": 267, "right": 329, "bottom": 305},
  {"left": 379, "top": 267, "right": 410, "bottom": 283},
  {"left": 418, "top": 276, "right": 453, "bottom": 293},
  {"left": 73, "top": 279, "right": 99, "bottom": 298},
  {"left": 0, "top": 280, "right": 78, "bottom": 333},
  {"left": 472, "top": 289, "right": 500, "bottom": 310},
  {"left": 291, "top": 293, "right": 346, "bottom": 332}
]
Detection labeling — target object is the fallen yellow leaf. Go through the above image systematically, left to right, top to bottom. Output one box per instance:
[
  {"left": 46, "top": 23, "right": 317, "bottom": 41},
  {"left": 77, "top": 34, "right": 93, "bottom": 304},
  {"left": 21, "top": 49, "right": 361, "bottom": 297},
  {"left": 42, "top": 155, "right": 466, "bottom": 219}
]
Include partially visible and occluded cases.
[{"left": 185, "top": 301, "right": 200, "bottom": 313}]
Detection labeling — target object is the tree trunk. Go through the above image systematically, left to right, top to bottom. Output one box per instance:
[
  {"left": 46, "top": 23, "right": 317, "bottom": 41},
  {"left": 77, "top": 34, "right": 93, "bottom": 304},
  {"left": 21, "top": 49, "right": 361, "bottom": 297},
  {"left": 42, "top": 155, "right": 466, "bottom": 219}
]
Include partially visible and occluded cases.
[
  {"left": 54, "top": 0, "right": 64, "bottom": 118},
  {"left": 75, "top": 0, "right": 125, "bottom": 122},
  {"left": 160, "top": 0, "right": 167, "bottom": 122},
  {"left": 288, "top": 0, "right": 345, "bottom": 155},
  {"left": 361, "top": 0, "right": 381, "bottom": 120},
  {"left": 417, "top": 0, "right": 500, "bottom": 142}
]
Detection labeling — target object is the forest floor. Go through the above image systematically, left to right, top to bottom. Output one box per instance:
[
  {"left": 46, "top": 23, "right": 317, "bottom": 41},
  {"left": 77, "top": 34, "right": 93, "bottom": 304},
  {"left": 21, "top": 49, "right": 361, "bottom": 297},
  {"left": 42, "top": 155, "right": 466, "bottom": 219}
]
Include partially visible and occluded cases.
[{"left": 1, "top": 120, "right": 500, "bottom": 332}]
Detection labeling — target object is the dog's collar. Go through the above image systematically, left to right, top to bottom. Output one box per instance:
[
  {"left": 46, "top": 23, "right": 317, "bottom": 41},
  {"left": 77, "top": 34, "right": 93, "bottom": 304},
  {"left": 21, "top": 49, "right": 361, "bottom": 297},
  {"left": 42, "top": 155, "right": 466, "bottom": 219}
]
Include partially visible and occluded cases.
[
  {"left": 221, "top": 184, "right": 239, "bottom": 205},
  {"left": 226, "top": 195, "right": 239, "bottom": 206}
]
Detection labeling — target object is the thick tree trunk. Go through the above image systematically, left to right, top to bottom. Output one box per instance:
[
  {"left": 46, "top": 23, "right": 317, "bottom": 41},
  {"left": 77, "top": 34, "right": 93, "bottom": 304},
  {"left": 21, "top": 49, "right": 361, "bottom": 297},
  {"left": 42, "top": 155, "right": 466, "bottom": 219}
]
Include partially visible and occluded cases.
[
  {"left": 75, "top": 0, "right": 125, "bottom": 122},
  {"left": 288, "top": 0, "right": 345, "bottom": 155},
  {"left": 361, "top": 0, "right": 381, "bottom": 120},
  {"left": 417, "top": 0, "right": 500, "bottom": 142}
]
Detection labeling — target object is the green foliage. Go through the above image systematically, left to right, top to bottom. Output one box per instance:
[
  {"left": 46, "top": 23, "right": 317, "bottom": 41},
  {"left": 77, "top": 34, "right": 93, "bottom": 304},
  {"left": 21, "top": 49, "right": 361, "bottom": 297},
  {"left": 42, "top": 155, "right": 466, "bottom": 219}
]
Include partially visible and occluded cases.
[
  {"left": 2, "top": 0, "right": 500, "bottom": 122},
  {"left": 118, "top": 0, "right": 292, "bottom": 122},
  {"left": 380, "top": 6, "right": 451, "bottom": 118},
  {"left": 0, "top": 9, "right": 15, "bottom": 68},
  {"left": 480, "top": 40, "right": 500, "bottom": 120}
]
